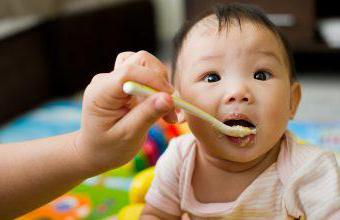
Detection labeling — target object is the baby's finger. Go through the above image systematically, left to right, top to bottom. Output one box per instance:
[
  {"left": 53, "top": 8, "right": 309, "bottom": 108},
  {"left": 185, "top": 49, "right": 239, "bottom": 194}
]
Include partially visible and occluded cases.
[{"left": 114, "top": 51, "right": 135, "bottom": 69}]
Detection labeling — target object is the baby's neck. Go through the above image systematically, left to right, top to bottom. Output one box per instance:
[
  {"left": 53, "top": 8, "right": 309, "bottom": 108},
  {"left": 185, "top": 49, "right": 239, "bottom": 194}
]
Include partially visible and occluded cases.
[
  {"left": 192, "top": 141, "right": 281, "bottom": 203},
  {"left": 198, "top": 141, "right": 281, "bottom": 174}
]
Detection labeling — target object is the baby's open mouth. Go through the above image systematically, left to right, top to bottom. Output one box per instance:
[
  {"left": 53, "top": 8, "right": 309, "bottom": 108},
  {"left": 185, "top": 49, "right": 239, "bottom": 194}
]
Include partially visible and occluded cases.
[
  {"left": 222, "top": 119, "right": 256, "bottom": 146},
  {"left": 223, "top": 119, "right": 256, "bottom": 129}
]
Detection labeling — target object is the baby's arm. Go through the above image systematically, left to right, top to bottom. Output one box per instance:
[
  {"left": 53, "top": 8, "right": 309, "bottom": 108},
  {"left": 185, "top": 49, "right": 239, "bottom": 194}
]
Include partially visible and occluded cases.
[
  {"left": 0, "top": 51, "right": 177, "bottom": 218},
  {"left": 141, "top": 137, "right": 185, "bottom": 219},
  {"left": 285, "top": 151, "right": 340, "bottom": 219},
  {"left": 141, "top": 203, "right": 181, "bottom": 220}
]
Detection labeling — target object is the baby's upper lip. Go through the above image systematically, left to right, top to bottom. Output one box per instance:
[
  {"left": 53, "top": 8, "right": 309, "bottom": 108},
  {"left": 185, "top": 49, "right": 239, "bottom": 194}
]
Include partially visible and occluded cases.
[{"left": 222, "top": 113, "right": 251, "bottom": 121}]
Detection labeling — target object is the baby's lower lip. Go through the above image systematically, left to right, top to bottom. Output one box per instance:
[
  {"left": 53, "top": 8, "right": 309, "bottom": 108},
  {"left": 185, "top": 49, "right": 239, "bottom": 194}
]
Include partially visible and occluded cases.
[{"left": 225, "top": 134, "right": 255, "bottom": 147}]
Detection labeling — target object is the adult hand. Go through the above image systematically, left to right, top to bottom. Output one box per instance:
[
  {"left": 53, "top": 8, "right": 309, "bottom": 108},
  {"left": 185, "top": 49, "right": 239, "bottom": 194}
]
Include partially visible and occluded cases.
[{"left": 75, "top": 51, "right": 177, "bottom": 174}]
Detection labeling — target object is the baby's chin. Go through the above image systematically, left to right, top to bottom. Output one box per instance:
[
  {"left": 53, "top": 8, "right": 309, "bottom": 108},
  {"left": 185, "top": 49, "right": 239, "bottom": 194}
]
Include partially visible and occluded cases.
[
  {"left": 197, "top": 142, "right": 266, "bottom": 169},
  {"left": 217, "top": 142, "right": 281, "bottom": 172},
  {"left": 218, "top": 151, "right": 274, "bottom": 172},
  {"left": 201, "top": 152, "right": 266, "bottom": 173},
  {"left": 225, "top": 153, "right": 264, "bottom": 164}
]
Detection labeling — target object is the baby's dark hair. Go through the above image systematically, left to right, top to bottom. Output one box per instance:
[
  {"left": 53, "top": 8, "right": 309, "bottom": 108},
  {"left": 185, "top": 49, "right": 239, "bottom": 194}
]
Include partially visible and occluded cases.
[{"left": 171, "top": 3, "right": 297, "bottom": 84}]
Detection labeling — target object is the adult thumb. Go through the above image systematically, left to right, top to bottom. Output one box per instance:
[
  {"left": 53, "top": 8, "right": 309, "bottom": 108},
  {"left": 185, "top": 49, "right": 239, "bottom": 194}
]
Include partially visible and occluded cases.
[{"left": 116, "top": 92, "right": 175, "bottom": 135}]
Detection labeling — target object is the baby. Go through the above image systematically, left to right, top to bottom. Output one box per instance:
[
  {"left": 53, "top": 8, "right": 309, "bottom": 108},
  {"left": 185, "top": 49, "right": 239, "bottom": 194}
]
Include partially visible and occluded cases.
[{"left": 141, "top": 3, "right": 340, "bottom": 219}]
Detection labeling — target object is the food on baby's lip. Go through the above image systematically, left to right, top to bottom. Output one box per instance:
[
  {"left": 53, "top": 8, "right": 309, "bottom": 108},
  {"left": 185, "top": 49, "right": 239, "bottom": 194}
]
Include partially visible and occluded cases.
[
  {"left": 216, "top": 113, "right": 257, "bottom": 137},
  {"left": 213, "top": 117, "right": 256, "bottom": 137},
  {"left": 218, "top": 118, "right": 257, "bottom": 146},
  {"left": 217, "top": 124, "right": 256, "bottom": 138}
]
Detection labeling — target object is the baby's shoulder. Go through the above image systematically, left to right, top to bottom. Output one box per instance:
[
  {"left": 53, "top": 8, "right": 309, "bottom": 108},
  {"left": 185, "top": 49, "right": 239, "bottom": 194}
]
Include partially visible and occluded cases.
[
  {"left": 284, "top": 132, "right": 338, "bottom": 182},
  {"left": 154, "top": 133, "right": 196, "bottom": 179},
  {"left": 167, "top": 133, "right": 196, "bottom": 160},
  {"left": 281, "top": 133, "right": 340, "bottom": 218},
  {"left": 290, "top": 137, "right": 336, "bottom": 168}
]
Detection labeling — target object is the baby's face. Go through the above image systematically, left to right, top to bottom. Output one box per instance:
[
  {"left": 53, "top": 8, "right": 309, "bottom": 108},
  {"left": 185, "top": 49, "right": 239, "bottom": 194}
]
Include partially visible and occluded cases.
[{"left": 175, "top": 17, "right": 300, "bottom": 163}]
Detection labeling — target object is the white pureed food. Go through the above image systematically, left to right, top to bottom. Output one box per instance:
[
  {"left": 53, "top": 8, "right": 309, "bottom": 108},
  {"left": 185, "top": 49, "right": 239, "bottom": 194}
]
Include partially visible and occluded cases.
[{"left": 123, "top": 81, "right": 256, "bottom": 138}]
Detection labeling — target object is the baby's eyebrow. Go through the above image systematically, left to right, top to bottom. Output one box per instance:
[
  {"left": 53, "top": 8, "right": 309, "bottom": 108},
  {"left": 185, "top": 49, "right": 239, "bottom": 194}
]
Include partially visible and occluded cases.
[
  {"left": 256, "top": 50, "right": 283, "bottom": 66},
  {"left": 195, "top": 53, "right": 224, "bottom": 63}
]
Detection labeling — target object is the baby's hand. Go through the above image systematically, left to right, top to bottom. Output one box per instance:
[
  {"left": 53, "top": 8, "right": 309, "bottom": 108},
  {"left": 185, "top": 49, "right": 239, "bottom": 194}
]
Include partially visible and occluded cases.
[{"left": 75, "top": 51, "right": 177, "bottom": 175}]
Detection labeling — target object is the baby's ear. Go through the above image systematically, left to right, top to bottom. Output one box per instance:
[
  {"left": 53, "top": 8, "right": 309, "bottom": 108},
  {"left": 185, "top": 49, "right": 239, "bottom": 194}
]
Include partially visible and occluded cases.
[
  {"left": 289, "top": 82, "right": 301, "bottom": 119},
  {"left": 173, "top": 90, "right": 187, "bottom": 123}
]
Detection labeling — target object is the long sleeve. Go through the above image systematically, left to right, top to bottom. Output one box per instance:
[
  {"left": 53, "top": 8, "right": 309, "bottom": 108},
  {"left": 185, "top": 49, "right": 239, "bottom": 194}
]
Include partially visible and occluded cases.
[
  {"left": 145, "top": 137, "right": 183, "bottom": 216},
  {"left": 284, "top": 151, "right": 340, "bottom": 220}
]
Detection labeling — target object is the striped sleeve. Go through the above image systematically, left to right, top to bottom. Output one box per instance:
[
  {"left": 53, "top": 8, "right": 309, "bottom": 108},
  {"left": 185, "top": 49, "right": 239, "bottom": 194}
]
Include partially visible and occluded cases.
[
  {"left": 145, "top": 137, "right": 183, "bottom": 216},
  {"left": 284, "top": 151, "right": 340, "bottom": 219}
]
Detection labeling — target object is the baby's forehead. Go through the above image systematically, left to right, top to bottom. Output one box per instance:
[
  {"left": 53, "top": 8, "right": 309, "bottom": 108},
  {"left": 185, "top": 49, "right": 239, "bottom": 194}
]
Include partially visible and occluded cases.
[
  {"left": 173, "top": 13, "right": 294, "bottom": 85},
  {"left": 188, "top": 14, "right": 265, "bottom": 39},
  {"left": 188, "top": 14, "right": 258, "bottom": 38},
  {"left": 188, "top": 15, "right": 220, "bottom": 36},
  {"left": 176, "top": 16, "right": 289, "bottom": 74},
  {"left": 184, "top": 16, "right": 286, "bottom": 59}
]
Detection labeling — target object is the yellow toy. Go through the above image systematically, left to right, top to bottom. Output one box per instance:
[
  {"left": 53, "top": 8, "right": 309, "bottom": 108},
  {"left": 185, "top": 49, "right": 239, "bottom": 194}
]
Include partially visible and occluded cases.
[
  {"left": 117, "top": 166, "right": 155, "bottom": 219},
  {"left": 129, "top": 166, "right": 155, "bottom": 203},
  {"left": 117, "top": 203, "right": 145, "bottom": 220}
]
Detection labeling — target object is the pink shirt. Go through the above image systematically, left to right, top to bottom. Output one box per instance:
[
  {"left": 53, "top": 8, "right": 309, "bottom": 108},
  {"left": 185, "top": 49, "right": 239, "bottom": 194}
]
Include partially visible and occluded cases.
[{"left": 145, "top": 131, "right": 340, "bottom": 219}]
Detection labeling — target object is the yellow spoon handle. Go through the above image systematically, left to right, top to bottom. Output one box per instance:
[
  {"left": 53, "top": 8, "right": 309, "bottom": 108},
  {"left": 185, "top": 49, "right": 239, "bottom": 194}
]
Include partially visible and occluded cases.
[{"left": 123, "top": 81, "right": 256, "bottom": 137}]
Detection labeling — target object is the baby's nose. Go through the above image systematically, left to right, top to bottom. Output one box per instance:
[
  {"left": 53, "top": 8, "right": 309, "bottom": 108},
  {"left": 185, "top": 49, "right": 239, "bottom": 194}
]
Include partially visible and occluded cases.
[
  {"left": 223, "top": 84, "right": 253, "bottom": 104},
  {"left": 228, "top": 95, "right": 249, "bottom": 103}
]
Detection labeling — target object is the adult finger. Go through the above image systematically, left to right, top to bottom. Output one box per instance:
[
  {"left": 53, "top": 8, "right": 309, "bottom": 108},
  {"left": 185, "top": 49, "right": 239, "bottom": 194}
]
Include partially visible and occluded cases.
[
  {"left": 123, "top": 50, "right": 168, "bottom": 78},
  {"left": 114, "top": 51, "right": 135, "bottom": 69},
  {"left": 112, "top": 64, "right": 174, "bottom": 96},
  {"left": 112, "top": 92, "right": 175, "bottom": 138}
]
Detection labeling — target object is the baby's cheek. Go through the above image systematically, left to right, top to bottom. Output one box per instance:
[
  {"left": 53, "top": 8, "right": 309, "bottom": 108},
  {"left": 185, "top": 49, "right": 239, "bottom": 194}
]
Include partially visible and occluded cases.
[
  {"left": 264, "top": 87, "right": 290, "bottom": 115},
  {"left": 184, "top": 91, "right": 218, "bottom": 113},
  {"left": 265, "top": 98, "right": 290, "bottom": 131},
  {"left": 186, "top": 114, "right": 212, "bottom": 138}
]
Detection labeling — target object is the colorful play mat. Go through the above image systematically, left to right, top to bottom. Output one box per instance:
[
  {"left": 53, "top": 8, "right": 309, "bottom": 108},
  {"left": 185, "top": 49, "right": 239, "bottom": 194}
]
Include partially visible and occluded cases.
[{"left": 0, "top": 99, "right": 339, "bottom": 219}]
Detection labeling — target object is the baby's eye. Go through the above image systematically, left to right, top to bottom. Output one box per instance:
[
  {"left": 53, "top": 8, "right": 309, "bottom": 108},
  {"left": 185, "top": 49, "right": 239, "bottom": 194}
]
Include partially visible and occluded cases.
[
  {"left": 253, "top": 71, "right": 272, "bottom": 81},
  {"left": 203, "top": 72, "right": 221, "bottom": 83}
]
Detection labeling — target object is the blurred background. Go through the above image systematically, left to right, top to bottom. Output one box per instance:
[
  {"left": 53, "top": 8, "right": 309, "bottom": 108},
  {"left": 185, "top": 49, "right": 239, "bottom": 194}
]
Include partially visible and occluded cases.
[
  {"left": 0, "top": 0, "right": 340, "bottom": 124},
  {"left": 0, "top": 0, "right": 339, "bottom": 218}
]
